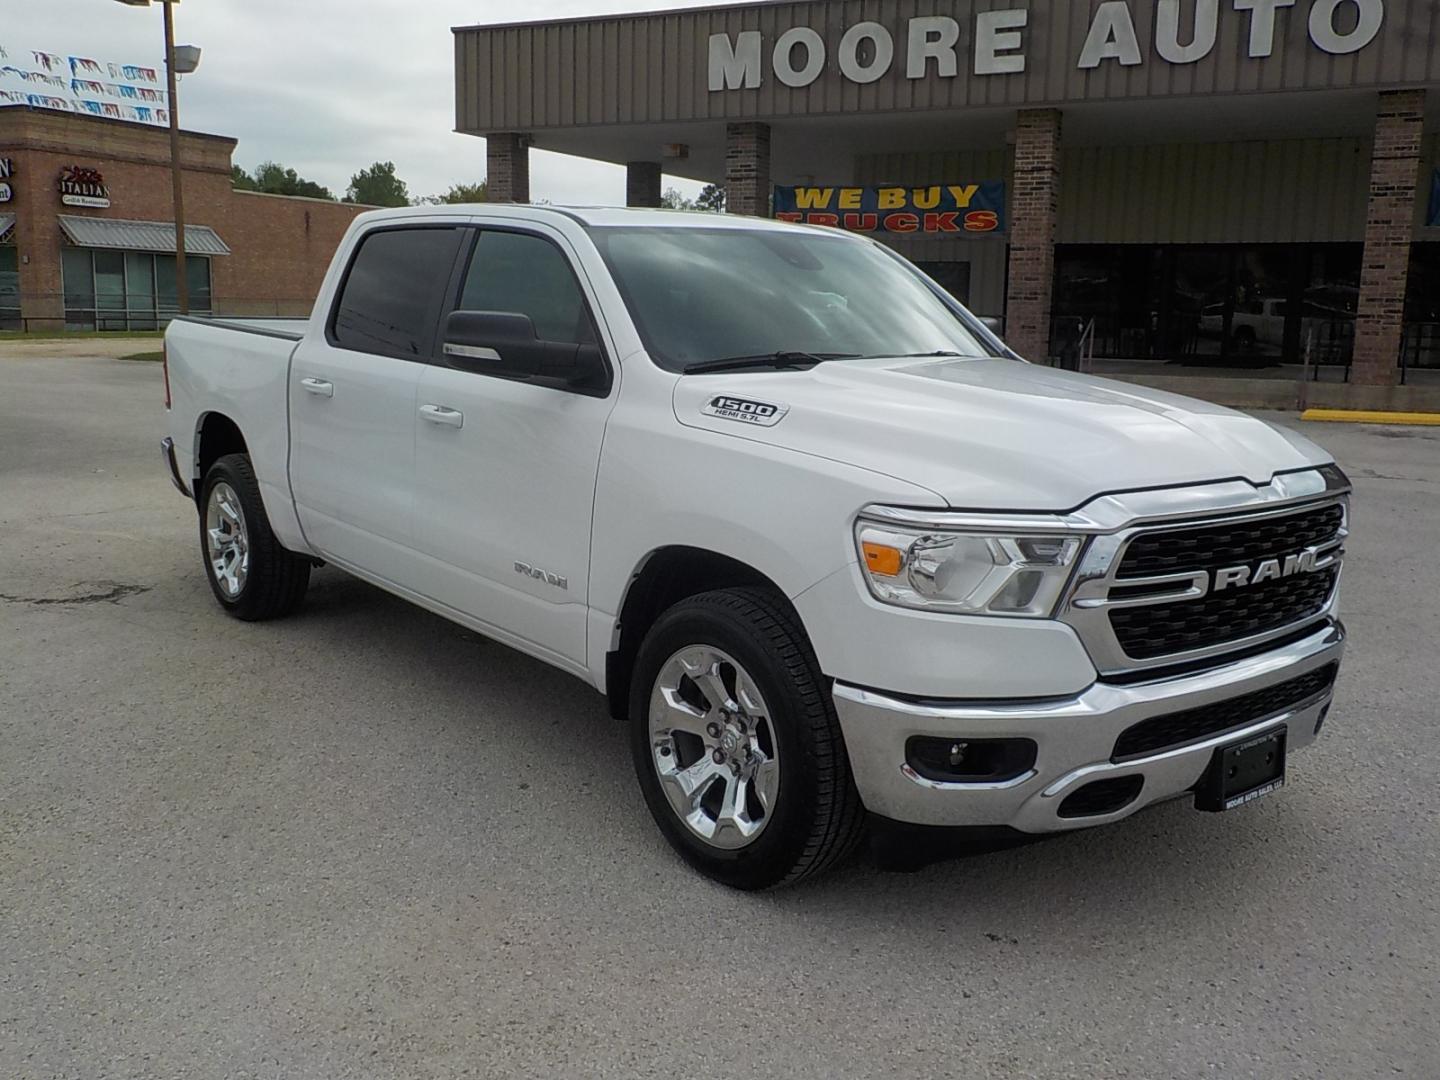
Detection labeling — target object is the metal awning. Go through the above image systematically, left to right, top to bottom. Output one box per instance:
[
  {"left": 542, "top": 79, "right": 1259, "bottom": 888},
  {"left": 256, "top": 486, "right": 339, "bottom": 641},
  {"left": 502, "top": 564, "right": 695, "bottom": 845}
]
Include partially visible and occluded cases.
[
  {"left": 0, "top": 214, "right": 14, "bottom": 242},
  {"left": 57, "top": 215, "right": 230, "bottom": 256}
]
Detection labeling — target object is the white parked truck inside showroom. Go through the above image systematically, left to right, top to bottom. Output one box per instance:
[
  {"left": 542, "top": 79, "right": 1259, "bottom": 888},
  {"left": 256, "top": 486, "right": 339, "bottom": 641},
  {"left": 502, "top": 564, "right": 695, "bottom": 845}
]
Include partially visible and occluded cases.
[{"left": 161, "top": 205, "right": 1348, "bottom": 889}]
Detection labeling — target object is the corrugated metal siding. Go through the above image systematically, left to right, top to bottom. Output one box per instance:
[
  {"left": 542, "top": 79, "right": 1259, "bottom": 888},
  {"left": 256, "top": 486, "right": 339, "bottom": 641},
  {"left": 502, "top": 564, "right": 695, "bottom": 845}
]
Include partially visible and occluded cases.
[
  {"left": 457, "top": 0, "right": 1440, "bottom": 133},
  {"left": 1058, "top": 138, "right": 1372, "bottom": 244},
  {"left": 57, "top": 215, "right": 231, "bottom": 256}
]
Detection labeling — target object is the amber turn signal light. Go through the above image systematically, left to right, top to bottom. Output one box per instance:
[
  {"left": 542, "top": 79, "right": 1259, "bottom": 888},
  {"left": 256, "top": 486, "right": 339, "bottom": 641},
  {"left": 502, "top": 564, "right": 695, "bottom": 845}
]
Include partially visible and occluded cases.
[{"left": 862, "top": 541, "right": 904, "bottom": 577}]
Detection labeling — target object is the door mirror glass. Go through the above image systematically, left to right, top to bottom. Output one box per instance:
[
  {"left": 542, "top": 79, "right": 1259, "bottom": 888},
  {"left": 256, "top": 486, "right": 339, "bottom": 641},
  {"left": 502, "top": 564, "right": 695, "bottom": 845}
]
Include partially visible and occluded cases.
[{"left": 444, "top": 309, "right": 607, "bottom": 391}]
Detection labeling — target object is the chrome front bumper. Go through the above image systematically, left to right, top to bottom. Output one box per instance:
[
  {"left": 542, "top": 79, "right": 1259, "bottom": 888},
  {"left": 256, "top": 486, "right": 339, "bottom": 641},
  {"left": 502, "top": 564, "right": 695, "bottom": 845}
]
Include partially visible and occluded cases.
[{"left": 832, "top": 621, "right": 1344, "bottom": 831}]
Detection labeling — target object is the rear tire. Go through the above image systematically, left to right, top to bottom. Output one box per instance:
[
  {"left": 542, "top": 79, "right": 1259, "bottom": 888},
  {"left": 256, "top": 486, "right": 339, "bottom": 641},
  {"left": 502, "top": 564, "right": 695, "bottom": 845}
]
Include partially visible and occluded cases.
[
  {"left": 199, "top": 453, "right": 311, "bottom": 621},
  {"left": 629, "top": 587, "right": 864, "bottom": 890}
]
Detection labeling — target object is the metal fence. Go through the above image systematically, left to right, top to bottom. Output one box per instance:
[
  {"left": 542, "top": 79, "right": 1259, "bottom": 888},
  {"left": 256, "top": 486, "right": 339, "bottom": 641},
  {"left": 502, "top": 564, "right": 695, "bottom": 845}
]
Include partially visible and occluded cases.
[{"left": 1, "top": 292, "right": 315, "bottom": 332}]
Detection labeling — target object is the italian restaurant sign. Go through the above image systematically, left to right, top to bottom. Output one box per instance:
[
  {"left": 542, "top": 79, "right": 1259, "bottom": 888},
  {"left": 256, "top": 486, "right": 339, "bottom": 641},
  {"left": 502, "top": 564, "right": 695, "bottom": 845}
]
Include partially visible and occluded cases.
[
  {"left": 0, "top": 156, "right": 12, "bottom": 204},
  {"left": 58, "top": 165, "right": 110, "bottom": 209},
  {"left": 774, "top": 183, "right": 1006, "bottom": 236}
]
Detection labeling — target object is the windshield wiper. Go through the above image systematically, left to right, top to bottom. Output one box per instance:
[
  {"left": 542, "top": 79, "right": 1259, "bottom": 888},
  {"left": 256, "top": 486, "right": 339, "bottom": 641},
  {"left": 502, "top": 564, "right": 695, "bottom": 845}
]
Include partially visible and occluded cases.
[
  {"left": 883, "top": 350, "right": 967, "bottom": 358},
  {"left": 683, "top": 351, "right": 861, "bottom": 374}
]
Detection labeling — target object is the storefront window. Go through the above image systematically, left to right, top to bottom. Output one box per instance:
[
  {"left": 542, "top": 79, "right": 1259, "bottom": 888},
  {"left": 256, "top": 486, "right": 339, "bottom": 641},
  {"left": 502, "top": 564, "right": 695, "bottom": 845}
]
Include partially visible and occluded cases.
[
  {"left": 1052, "top": 243, "right": 1359, "bottom": 371},
  {"left": 1404, "top": 243, "right": 1440, "bottom": 371},
  {"left": 0, "top": 246, "right": 19, "bottom": 330},
  {"left": 60, "top": 248, "right": 212, "bottom": 330},
  {"left": 62, "top": 248, "right": 95, "bottom": 331}
]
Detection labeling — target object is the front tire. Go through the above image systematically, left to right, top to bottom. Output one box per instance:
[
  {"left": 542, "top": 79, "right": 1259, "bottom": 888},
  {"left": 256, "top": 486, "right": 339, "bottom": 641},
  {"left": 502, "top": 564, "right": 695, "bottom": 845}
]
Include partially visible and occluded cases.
[
  {"left": 199, "top": 453, "right": 310, "bottom": 621},
  {"left": 629, "top": 588, "right": 864, "bottom": 890}
]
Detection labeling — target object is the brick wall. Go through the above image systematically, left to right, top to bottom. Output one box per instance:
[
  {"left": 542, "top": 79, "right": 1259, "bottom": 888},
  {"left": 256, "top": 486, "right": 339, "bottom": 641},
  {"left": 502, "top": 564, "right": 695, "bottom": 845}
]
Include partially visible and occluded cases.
[
  {"left": 1352, "top": 89, "right": 1427, "bottom": 387},
  {"left": 0, "top": 108, "right": 368, "bottom": 327},
  {"left": 1005, "top": 109, "right": 1062, "bottom": 363},
  {"left": 725, "top": 122, "right": 771, "bottom": 218},
  {"left": 486, "top": 133, "right": 531, "bottom": 203},
  {"left": 626, "top": 161, "right": 662, "bottom": 208},
  {"left": 210, "top": 192, "right": 371, "bottom": 316}
]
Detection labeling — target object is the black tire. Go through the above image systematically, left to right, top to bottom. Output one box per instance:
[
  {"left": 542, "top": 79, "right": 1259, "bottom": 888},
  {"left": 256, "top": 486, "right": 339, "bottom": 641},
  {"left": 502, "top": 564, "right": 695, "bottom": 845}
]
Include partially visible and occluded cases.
[
  {"left": 199, "top": 453, "right": 311, "bottom": 621},
  {"left": 628, "top": 587, "right": 865, "bottom": 890}
]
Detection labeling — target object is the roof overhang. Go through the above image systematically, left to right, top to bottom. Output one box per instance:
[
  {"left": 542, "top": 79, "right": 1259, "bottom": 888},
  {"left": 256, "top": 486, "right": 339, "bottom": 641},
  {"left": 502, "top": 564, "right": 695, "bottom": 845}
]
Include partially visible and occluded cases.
[{"left": 57, "top": 215, "right": 230, "bottom": 256}]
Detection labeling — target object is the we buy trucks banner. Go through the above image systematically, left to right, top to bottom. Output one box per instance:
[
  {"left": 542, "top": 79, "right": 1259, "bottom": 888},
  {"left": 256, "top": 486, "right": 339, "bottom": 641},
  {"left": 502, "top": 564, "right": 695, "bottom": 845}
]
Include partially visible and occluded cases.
[{"left": 774, "top": 183, "right": 1006, "bottom": 236}]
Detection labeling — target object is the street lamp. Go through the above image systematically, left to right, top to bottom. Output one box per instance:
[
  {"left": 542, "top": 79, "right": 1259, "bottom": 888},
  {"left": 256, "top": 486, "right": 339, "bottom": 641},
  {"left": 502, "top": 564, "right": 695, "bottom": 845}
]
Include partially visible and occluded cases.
[{"left": 113, "top": 0, "right": 201, "bottom": 317}]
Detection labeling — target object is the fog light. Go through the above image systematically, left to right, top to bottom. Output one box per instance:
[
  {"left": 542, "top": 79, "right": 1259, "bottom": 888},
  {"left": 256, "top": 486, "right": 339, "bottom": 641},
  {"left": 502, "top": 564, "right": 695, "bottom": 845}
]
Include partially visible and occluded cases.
[{"left": 905, "top": 736, "right": 1037, "bottom": 784}]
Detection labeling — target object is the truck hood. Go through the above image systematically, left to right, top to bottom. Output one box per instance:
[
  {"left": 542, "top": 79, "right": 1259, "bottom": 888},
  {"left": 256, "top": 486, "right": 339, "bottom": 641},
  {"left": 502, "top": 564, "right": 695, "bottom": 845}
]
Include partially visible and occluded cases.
[{"left": 671, "top": 356, "right": 1331, "bottom": 511}]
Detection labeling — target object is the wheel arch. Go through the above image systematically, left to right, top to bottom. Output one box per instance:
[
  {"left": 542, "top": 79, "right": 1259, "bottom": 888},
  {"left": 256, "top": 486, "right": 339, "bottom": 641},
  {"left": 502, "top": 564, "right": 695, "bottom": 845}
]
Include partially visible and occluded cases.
[
  {"left": 193, "top": 411, "right": 249, "bottom": 501},
  {"left": 605, "top": 545, "right": 797, "bottom": 722}
]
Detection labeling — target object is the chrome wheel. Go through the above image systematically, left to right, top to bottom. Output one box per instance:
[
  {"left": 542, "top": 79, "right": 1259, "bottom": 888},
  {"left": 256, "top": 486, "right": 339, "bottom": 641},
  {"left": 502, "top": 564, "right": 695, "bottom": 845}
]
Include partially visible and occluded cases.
[
  {"left": 205, "top": 481, "right": 250, "bottom": 599},
  {"left": 648, "top": 646, "right": 781, "bottom": 850}
]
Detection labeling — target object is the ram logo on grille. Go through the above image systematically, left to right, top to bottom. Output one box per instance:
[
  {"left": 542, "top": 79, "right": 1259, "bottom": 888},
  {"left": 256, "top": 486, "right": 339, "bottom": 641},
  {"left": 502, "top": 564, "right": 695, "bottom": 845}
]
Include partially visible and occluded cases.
[{"left": 1212, "top": 547, "right": 1324, "bottom": 593}]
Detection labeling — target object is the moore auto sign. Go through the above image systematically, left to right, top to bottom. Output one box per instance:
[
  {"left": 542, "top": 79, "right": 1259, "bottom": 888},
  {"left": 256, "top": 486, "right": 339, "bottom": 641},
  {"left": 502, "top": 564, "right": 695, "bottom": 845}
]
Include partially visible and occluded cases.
[{"left": 708, "top": 0, "right": 1386, "bottom": 90}]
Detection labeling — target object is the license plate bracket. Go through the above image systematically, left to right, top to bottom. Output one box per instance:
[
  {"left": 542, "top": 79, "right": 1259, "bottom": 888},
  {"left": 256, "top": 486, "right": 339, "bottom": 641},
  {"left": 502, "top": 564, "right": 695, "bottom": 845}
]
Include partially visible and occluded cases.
[{"left": 1196, "top": 726, "right": 1287, "bottom": 812}]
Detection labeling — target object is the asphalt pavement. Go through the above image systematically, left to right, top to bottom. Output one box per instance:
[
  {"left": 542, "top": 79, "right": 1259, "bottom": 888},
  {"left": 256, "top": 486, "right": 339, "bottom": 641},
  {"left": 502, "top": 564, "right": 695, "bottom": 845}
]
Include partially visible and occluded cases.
[{"left": 1, "top": 351, "right": 1436, "bottom": 1079}]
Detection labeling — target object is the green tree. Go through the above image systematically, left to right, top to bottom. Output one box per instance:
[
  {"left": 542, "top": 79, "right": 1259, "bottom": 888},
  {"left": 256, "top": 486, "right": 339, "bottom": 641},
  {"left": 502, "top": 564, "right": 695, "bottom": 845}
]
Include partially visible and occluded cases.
[
  {"left": 250, "top": 161, "right": 334, "bottom": 200},
  {"left": 346, "top": 161, "right": 411, "bottom": 207},
  {"left": 230, "top": 164, "right": 259, "bottom": 192},
  {"left": 422, "top": 181, "right": 488, "bottom": 205},
  {"left": 696, "top": 183, "right": 727, "bottom": 212},
  {"left": 659, "top": 187, "right": 696, "bottom": 210}
]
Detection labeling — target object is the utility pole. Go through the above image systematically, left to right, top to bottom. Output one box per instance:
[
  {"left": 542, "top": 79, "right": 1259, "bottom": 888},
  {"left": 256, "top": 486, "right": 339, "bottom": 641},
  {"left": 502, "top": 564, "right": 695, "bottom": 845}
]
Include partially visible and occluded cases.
[{"left": 162, "top": 0, "right": 188, "bottom": 315}]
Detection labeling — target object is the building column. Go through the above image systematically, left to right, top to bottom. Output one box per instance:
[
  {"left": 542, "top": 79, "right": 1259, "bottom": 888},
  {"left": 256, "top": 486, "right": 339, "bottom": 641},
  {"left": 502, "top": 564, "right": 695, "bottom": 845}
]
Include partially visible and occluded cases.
[
  {"left": 1352, "top": 89, "right": 1426, "bottom": 387},
  {"left": 1004, "top": 109, "right": 1062, "bottom": 363},
  {"left": 725, "top": 122, "right": 771, "bottom": 218},
  {"left": 486, "top": 132, "right": 531, "bottom": 203},
  {"left": 626, "top": 161, "right": 662, "bottom": 208},
  {"left": 13, "top": 165, "right": 66, "bottom": 331}
]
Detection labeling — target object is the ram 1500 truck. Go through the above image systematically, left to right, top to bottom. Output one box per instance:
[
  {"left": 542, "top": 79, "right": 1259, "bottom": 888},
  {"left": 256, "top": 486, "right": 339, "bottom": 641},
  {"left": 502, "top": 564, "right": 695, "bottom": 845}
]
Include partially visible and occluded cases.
[{"left": 161, "top": 206, "right": 1348, "bottom": 889}]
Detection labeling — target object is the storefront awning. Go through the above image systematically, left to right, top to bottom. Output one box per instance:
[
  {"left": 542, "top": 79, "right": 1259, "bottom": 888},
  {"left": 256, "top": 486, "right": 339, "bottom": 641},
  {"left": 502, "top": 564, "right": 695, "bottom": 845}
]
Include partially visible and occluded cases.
[
  {"left": 0, "top": 214, "right": 14, "bottom": 242},
  {"left": 57, "top": 215, "right": 231, "bottom": 256}
]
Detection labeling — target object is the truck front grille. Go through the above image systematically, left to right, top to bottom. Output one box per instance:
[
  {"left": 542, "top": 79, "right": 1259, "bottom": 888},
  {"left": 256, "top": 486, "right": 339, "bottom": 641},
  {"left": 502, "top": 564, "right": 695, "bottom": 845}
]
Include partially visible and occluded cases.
[
  {"left": 1103, "top": 500, "right": 1345, "bottom": 664},
  {"left": 1116, "top": 504, "right": 1345, "bottom": 579},
  {"left": 1109, "top": 566, "right": 1338, "bottom": 660},
  {"left": 1112, "top": 662, "right": 1338, "bottom": 761}
]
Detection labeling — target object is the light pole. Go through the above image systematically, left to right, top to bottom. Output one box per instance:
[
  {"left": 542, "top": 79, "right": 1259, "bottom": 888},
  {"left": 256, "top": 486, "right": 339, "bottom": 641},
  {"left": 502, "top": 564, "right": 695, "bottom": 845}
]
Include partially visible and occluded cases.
[{"left": 114, "top": 0, "right": 200, "bottom": 316}]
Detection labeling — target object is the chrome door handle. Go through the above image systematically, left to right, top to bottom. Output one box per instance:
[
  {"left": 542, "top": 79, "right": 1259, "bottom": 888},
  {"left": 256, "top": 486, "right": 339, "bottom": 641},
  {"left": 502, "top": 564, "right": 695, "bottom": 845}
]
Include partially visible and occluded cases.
[
  {"left": 299, "top": 378, "right": 334, "bottom": 397},
  {"left": 419, "top": 404, "right": 464, "bottom": 429}
]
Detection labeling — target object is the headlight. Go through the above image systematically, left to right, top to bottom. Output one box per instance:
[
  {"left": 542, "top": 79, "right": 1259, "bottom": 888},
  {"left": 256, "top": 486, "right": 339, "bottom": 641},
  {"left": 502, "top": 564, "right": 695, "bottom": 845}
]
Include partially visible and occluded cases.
[{"left": 856, "top": 521, "right": 1085, "bottom": 617}]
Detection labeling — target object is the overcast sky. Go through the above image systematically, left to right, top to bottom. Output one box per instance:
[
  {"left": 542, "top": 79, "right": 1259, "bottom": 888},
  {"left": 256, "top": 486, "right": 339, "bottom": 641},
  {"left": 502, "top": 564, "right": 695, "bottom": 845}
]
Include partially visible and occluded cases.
[{"left": 4, "top": 0, "right": 727, "bottom": 203}]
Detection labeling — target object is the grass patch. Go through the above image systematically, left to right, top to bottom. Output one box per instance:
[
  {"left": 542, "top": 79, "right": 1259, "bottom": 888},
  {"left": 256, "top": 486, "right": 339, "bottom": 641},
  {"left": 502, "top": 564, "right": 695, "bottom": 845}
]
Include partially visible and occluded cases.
[
  {"left": 0, "top": 330, "right": 166, "bottom": 342},
  {"left": 122, "top": 350, "right": 166, "bottom": 362}
]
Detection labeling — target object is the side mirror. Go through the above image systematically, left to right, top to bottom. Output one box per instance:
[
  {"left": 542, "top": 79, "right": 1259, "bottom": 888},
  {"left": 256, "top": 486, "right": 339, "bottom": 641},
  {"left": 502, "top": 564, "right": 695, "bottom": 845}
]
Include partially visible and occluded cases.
[
  {"left": 443, "top": 310, "right": 607, "bottom": 392},
  {"left": 979, "top": 315, "right": 1005, "bottom": 338}
]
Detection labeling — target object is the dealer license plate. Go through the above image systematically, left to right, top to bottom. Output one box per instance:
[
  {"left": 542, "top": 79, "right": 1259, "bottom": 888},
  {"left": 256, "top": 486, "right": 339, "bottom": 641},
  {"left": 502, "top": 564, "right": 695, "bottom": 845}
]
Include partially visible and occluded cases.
[{"left": 1196, "top": 726, "right": 1287, "bottom": 813}]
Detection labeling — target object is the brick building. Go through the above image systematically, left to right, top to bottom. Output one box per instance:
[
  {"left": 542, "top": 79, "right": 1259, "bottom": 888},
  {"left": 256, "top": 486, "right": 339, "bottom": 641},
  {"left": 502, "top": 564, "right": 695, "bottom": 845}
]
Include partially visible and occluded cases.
[
  {"left": 455, "top": 0, "right": 1440, "bottom": 387},
  {"left": 0, "top": 107, "right": 369, "bottom": 331}
]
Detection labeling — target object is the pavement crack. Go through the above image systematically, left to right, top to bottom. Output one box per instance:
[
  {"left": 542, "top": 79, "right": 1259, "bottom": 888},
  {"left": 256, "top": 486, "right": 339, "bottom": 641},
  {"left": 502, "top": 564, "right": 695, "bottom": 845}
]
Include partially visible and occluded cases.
[{"left": 0, "top": 582, "right": 150, "bottom": 606}]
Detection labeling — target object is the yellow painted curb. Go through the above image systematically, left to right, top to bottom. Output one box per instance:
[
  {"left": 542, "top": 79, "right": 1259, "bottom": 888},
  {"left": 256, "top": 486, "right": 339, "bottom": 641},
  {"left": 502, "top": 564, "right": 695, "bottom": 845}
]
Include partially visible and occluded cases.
[{"left": 1301, "top": 409, "right": 1440, "bottom": 426}]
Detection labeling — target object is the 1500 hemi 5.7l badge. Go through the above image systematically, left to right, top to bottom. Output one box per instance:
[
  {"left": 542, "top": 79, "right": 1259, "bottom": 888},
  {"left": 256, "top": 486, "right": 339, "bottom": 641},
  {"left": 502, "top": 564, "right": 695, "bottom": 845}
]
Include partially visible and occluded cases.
[{"left": 702, "top": 396, "right": 790, "bottom": 427}]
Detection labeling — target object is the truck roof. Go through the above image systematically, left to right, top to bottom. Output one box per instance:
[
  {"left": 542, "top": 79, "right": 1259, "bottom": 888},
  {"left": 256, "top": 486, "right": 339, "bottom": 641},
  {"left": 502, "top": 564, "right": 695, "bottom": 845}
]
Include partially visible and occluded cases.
[{"left": 349, "top": 203, "right": 847, "bottom": 235}]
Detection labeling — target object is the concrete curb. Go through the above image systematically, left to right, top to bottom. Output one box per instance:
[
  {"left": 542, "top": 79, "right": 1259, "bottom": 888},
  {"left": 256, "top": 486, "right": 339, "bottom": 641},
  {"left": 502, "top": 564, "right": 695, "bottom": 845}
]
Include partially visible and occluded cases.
[{"left": 1300, "top": 409, "right": 1440, "bottom": 426}]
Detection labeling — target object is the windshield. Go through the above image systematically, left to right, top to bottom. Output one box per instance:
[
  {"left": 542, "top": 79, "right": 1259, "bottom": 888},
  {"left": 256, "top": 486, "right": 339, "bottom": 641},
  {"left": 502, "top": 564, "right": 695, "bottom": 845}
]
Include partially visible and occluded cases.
[{"left": 587, "top": 226, "right": 994, "bottom": 372}]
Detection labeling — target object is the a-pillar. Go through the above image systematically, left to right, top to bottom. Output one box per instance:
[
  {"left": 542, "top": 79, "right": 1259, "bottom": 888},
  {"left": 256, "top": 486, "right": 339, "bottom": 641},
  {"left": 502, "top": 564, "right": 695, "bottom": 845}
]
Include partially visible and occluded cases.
[
  {"left": 1352, "top": 89, "right": 1427, "bottom": 387},
  {"left": 1004, "top": 109, "right": 1062, "bottom": 363},
  {"left": 725, "top": 122, "right": 771, "bottom": 217},
  {"left": 486, "top": 132, "right": 531, "bottom": 203},
  {"left": 626, "top": 161, "right": 662, "bottom": 208}
]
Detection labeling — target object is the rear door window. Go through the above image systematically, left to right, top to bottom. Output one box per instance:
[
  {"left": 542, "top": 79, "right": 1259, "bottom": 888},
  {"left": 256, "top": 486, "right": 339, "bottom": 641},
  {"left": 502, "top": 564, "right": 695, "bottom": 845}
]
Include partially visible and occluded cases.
[{"left": 331, "top": 227, "right": 464, "bottom": 358}]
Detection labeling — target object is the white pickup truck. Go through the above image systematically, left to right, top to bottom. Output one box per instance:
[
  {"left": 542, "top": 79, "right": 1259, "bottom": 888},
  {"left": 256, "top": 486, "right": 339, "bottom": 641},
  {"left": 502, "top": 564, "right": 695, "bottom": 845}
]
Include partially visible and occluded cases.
[{"left": 162, "top": 205, "right": 1348, "bottom": 889}]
